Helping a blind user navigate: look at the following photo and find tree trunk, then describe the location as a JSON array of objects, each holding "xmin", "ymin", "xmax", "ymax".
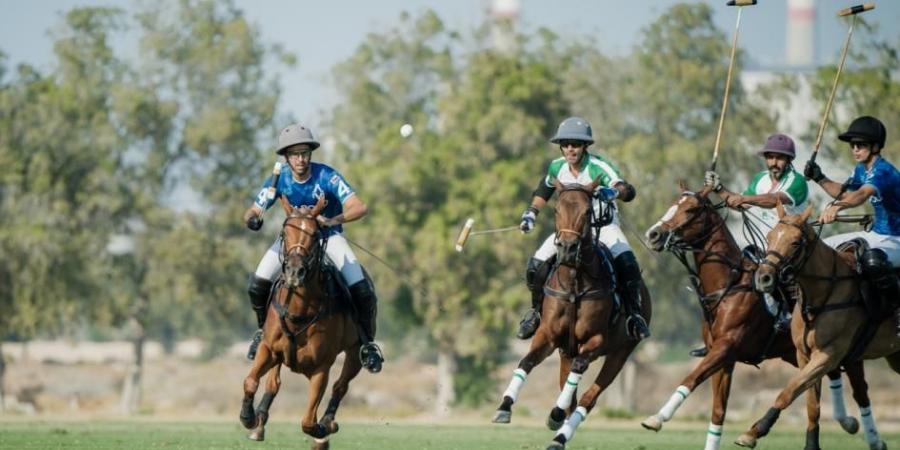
[
  {"xmin": 435, "ymin": 346, "xmax": 456, "ymax": 417},
  {"xmin": 120, "ymin": 298, "xmax": 147, "ymax": 415},
  {"xmin": 0, "ymin": 341, "xmax": 6, "ymax": 412}
]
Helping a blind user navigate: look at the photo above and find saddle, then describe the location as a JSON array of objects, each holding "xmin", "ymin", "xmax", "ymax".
[
  {"xmin": 265, "ymin": 262, "xmax": 357, "ymax": 320},
  {"xmin": 542, "ymin": 244, "xmax": 621, "ymax": 324}
]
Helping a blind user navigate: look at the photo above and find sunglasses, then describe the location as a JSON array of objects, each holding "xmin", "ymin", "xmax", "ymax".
[
  {"xmin": 559, "ymin": 141, "xmax": 586, "ymax": 149},
  {"xmin": 849, "ymin": 142, "xmax": 874, "ymax": 151}
]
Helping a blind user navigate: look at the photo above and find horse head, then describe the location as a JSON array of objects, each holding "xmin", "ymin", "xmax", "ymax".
[
  {"xmin": 755, "ymin": 200, "xmax": 815, "ymax": 293},
  {"xmin": 552, "ymin": 178, "xmax": 598, "ymax": 266},
  {"xmin": 280, "ymin": 195, "xmax": 326, "ymax": 289},
  {"xmin": 646, "ymin": 182, "xmax": 719, "ymax": 252}
]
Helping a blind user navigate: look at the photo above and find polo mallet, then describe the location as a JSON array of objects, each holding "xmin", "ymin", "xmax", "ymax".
[
  {"xmin": 249, "ymin": 162, "xmax": 283, "ymax": 229},
  {"xmin": 454, "ymin": 218, "xmax": 519, "ymax": 252},
  {"xmin": 709, "ymin": 0, "xmax": 758, "ymax": 172},
  {"xmin": 809, "ymin": 3, "xmax": 876, "ymax": 164}
]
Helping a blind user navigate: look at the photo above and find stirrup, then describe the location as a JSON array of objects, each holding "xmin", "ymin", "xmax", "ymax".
[
  {"xmin": 246, "ymin": 329, "xmax": 263, "ymax": 361},
  {"xmin": 516, "ymin": 309, "xmax": 541, "ymax": 340},
  {"xmin": 625, "ymin": 314, "xmax": 650, "ymax": 340},
  {"xmin": 689, "ymin": 347, "xmax": 708, "ymax": 358},
  {"xmin": 360, "ymin": 342, "xmax": 384, "ymax": 374}
]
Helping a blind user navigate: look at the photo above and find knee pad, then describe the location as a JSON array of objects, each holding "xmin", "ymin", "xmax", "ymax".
[
  {"xmin": 247, "ymin": 274, "xmax": 273, "ymax": 309},
  {"xmin": 861, "ymin": 249, "xmax": 891, "ymax": 278},
  {"xmin": 613, "ymin": 251, "xmax": 641, "ymax": 281}
]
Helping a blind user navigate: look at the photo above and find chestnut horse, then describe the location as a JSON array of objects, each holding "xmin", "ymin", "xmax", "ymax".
[
  {"xmin": 492, "ymin": 180, "xmax": 651, "ymax": 450},
  {"xmin": 644, "ymin": 185, "xmax": 862, "ymax": 450},
  {"xmin": 239, "ymin": 196, "xmax": 363, "ymax": 450},
  {"xmin": 736, "ymin": 203, "xmax": 900, "ymax": 450}
]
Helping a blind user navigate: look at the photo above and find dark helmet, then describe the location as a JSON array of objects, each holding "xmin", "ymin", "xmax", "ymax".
[
  {"xmin": 756, "ymin": 133, "xmax": 796, "ymax": 159},
  {"xmin": 838, "ymin": 116, "xmax": 886, "ymax": 149},
  {"xmin": 276, "ymin": 123, "xmax": 320, "ymax": 155},
  {"xmin": 550, "ymin": 117, "xmax": 594, "ymax": 145}
]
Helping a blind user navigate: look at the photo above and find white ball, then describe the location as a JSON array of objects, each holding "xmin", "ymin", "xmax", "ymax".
[{"xmin": 400, "ymin": 123, "xmax": 413, "ymax": 138}]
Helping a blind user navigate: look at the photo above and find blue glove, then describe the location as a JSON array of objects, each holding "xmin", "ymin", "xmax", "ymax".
[
  {"xmin": 596, "ymin": 187, "xmax": 619, "ymax": 202},
  {"xmin": 520, "ymin": 207, "xmax": 538, "ymax": 233}
]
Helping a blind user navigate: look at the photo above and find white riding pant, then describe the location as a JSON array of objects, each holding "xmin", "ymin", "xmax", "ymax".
[
  {"xmin": 534, "ymin": 214, "xmax": 632, "ymax": 261},
  {"xmin": 823, "ymin": 231, "xmax": 900, "ymax": 268},
  {"xmin": 254, "ymin": 233, "xmax": 365, "ymax": 285}
]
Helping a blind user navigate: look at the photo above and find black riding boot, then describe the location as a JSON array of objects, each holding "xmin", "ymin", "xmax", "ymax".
[
  {"xmin": 613, "ymin": 252, "xmax": 651, "ymax": 340},
  {"xmin": 861, "ymin": 249, "xmax": 900, "ymax": 336},
  {"xmin": 247, "ymin": 275, "xmax": 273, "ymax": 360},
  {"xmin": 349, "ymin": 281, "xmax": 384, "ymax": 373},
  {"xmin": 517, "ymin": 257, "xmax": 551, "ymax": 339}
]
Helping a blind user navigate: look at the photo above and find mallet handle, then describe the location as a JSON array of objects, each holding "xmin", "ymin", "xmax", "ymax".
[
  {"xmin": 711, "ymin": 5, "xmax": 746, "ymax": 171},
  {"xmin": 838, "ymin": 3, "xmax": 874, "ymax": 17},
  {"xmin": 811, "ymin": 13, "xmax": 859, "ymax": 160}
]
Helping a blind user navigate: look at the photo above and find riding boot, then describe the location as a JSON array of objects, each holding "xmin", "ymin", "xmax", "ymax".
[
  {"xmin": 861, "ymin": 249, "xmax": 900, "ymax": 329},
  {"xmin": 613, "ymin": 251, "xmax": 651, "ymax": 340},
  {"xmin": 349, "ymin": 281, "xmax": 384, "ymax": 373},
  {"xmin": 517, "ymin": 257, "xmax": 551, "ymax": 339},
  {"xmin": 247, "ymin": 275, "xmax": 274, "ymax": 360}
]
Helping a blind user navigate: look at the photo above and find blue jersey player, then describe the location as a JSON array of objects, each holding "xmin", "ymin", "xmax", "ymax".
[
  {"xmin": 242, "ymin": 123, "xmax": 384, "ymax": 372},
  {"xmin": 805, "ymin": 116, "xmax": 900, "ymax": 337}
]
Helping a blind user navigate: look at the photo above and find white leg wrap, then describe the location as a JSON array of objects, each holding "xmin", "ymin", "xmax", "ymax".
[
  {"xmin": 558, "ymin": 406, "xmax": 588, "ymax": 443},
  {"xmin": 502, "ymin": 368, "xmax": 527, "ymax": 402},
  {"xmin": 704, "ymin": 423, "xmax": 723, "ymax": 450},
  {"xmin": 860, "ymin": 406, "xmax": 881, "ymax": 446},
  {"xmin": 658, "ymin": 385, "xmax": 691, "ymax": 421},
  {"xmin": 829, "ymin": 377, "xmax": 847, "ymax": 420},
  {"xmin": 555, "ymin": 372, "xmax": 582, "ymax": 410}
]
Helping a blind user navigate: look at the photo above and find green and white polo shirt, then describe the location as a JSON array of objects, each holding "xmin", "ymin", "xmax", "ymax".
[
  {"xmin": 742, "ymin": 168, "xmax": 809, "ymax": 229},
  {"xmin": 543, "ymin": 154, "xmax": 623, "ymax": 189}
]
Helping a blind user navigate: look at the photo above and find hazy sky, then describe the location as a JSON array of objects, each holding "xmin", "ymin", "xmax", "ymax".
[{"xmin": 3, "ymin": 0, "xmax": 898, "ymax": 129}]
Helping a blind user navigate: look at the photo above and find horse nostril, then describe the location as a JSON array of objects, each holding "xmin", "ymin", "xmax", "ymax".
[{"xmin": 648, "ymin": 230, "xmax": 660, "ymax": 242}]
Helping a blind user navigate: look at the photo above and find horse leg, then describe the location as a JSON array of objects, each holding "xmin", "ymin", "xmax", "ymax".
[
  {"xmin": 248, "ymin": 362, "xmax": 282, "ymax": 441},
  {"xmin": 320, "ymin": 346, "xmax": 364, "ymax": 435},
  {"xmin": 558, "ymin": 352, "xmax": 576, "ymax": 415},
  {"xmin": 701, "ymin": 361, "xmax": 735, "ymax": 450},
  {"xmin": 301, "ymin": 368, "xmax": 331, "ymax": 449},
  {"xmin": 826, "ymin": 369, "xmax": 859, "ymax": 434},
  {"xmin": 642, "ymin": 338, "xmax": 736, "ymax": 432},
  {"xmin": 844, "ymin": 361, "xmax": 887, "ymax": 450},
  {"xmin": 492, "ymin": 330, "xmax": 555, "ymax": 424},
  {"xmin": 735, "ymin": 349, "xmax": 841, "ymax": 448},
  {"xmin": 547, "ymin": 345, "xmax": 634, "ymax": 450},
  {"xmin": 547, "ymin": 333, "xmax": 607, "ymax": 432},
  {"xmin": 803, "ymin": 376, "xmax": 823, "ymax": 450},
  {"xmin": 240, "ymin": 343, "xmax": 278, "ymax": 430}
]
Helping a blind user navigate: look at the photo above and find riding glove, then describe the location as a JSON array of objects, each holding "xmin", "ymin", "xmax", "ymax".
[
  {"xmin": 595, "ymin": 187, "xmax": 619, "ymax": 202},
  {"xmin": 804, "ymin": 160, "xmax": 825, "ymax": 182},
  {"xmin": 704, "ymin": 171, "xmax": 723, "ymax": 192},
  {"xmin": 520, "ymin": 207, "xmax": 538, "ymax": 233}
]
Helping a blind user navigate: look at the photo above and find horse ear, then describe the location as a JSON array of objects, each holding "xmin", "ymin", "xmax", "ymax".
[
  {"xmin": 552, "ymin": 178, "xmax": 564, "ymax": 192},
  {"xmin": 279, "ymin": 196, "xmax": 292, "ymax": 216},
  {"xmin": 775, "ymin": 197, "xmax": 786, "ymax": 218},
  {"xmin": 801, "ymin": 203, "xmax": 814, "ymax": 222},
  {"xmin": 310, "ymin": 195, "xmax": 326, "ymax": 217},
  {"xmin": 698, "ymin": 184, "xmax": 713, "ymax": 197},
  {"xmin": 678, "ymin": 180, "xmax": 688, "ymax": 192}
]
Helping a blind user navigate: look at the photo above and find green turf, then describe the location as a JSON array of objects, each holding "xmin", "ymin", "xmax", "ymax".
[{"xmin": 0, "ymin": 420, "xmax": 895, "ymax": 449}]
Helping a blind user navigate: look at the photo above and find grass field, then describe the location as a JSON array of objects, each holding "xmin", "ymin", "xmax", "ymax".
[{"xmin": 1, "ymin": 419, "xmax": 897, "ymax": 450}]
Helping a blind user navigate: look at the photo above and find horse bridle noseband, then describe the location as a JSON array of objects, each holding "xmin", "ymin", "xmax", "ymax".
[
  {"xmin": 659, "ymin": 192, "xmax": 727, "ymax": 252},
  {"xmin": 281, "ymin": 213, "xmax": 327, "ymax": 286}
]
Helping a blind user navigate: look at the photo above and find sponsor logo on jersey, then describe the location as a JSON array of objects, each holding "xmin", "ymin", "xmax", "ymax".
[{"xmin": 330, "ymin": 175, "xmax": 340, "ymax": 185}]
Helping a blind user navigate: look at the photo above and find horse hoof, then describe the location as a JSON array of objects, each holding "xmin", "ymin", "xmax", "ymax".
[
  {"xmin": 641, "ymin": 415, "xmax": 663, "ymax": 432},
  {"xmin": 546, "ymin": 407, "xmax": 565, "ymax": 431},
  {"xmin": 839, "ymin": 416, "xmax": 859, "ymax": 434},
  {"xmin": 546, "ymin": 441, "xmax": 565, "ymax": 450},
  {"xmin": 492, "ymin": 410, "xmax": 511, "ymax": 424},
  {"xmin": 311, "ymin": 437, "xmax": 330, "ymax": 450},
  {"xmin": 870, "ymin": 440, "xmax": 886, "ymax": 450},
  {"xmin": 247, "ymin": 426, "xmax": 265, "ymax": 441},
  {"xmin": 734, "ymin": 433, "xmax": 757, "ymax": 448},
  {"xmin": 320, "ymin": 414, "xmax": 339, "ymax": 434}
]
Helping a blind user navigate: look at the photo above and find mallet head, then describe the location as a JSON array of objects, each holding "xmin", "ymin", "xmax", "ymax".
[
  {"xmin": 726, "ymin": 0, "xmax": 757, "ymax": 6},
  {"xmin": 838, "ymin": 3, "xmax": 875, "ymax": 17},
  {"xmin": 455, "ymin": 218, "xmax": 475, "ymax": 252}
]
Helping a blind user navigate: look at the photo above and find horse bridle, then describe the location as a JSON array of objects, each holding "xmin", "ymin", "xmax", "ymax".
[
  {"xmin": 659, "ymin": 192, "xmax": 727, "ymax": 252},
  {"xmin": 760, "ymin": 219, "xmax": 818, "ymax": 282},
  {"xmin": 281, "ymin": 213, "xmax": 326, "ymax": 286}
]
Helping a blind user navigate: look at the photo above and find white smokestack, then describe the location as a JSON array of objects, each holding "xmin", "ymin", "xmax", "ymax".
[{"xmin": 786, "ymin": 0, "xmax": 815, "ymax": 67}]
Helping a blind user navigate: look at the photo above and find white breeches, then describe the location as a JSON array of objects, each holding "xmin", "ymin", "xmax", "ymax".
[
  {"xmin": 534, "ymin": 213, "xmax": 632, "ymax": 261},
  {"xmin": 254, "ymin": 233, "xmax": 365, "ymax": 285},
  {"xmin": 823, "ymin": 231, "xmax": 900, "ymax": 268}
]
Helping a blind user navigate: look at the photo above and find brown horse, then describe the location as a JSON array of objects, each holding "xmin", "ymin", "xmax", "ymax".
[
  {"xmin": 643, "ymin": 185, "xmax": 863, "ymax": 450},
  {"xmin": 492, "ymin": 180, "xmax": 651, "ymax": 450},
  {"xmin": 736, "ymin": 203, "xmax": 900, "ymax": 450},
  {"xmin": 239, "ymin": 196, "xmax": 363, "ymax": 450}
]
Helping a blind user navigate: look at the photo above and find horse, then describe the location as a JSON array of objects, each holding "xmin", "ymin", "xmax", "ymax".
[
  {"xmin": 239, "ymin": 195, "xmax": 363, "ymax": 450},
  {"xmin": 735, "ymin": 202, "xmax": 900, "ymax": 450},
  {"xmin": 643, "ymin": 184, "xmax": 863, "ymax": 450},
  {"xmin": 492, "ymin": 179, "xmax": 651, "ymax": 450}
]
